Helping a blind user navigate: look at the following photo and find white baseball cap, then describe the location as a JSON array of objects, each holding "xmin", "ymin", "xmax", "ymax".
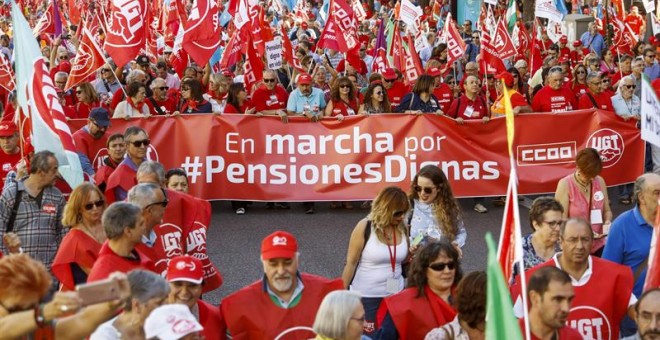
[{"xmin": 144, "ymin": 304, "xmax": 203, "ymax": 340}]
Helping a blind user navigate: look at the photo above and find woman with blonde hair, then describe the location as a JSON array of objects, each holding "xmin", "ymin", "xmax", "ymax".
[
  {"xmin": 73, "ymin": 82, "xmax": 100, "ymax": 119},
  {"xmin": 52, "ymin": 183, "xmax": 107, "ymax": 290},
  {"xmin": 312, "ymin": 291, "xmax": 367, "ymax": 340},
  {"xmin": 341, "ymin": 186, "xmax": 410, "ymax": 337}
]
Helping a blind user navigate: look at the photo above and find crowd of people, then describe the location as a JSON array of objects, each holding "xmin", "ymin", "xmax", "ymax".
[{"xmin": 0, "ymin": 0, "xmax": 659, "ymax": 337}]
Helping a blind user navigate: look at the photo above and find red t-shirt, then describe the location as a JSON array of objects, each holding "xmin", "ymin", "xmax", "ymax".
[
  {"xmin": 328, "ymin": 98, "xmax": 360, "ymax": 117},
  {"xmin": 577, "ymin": 91, "xmax": 614, "ymax": 111},
  {"xmin": 0, "ymin": 150, "xmax": 21, "ymax": 193},
  {"xmin": 518, "ymin": 318, "xmax": 584, "ymax": 340},
  {"xmin": 72, "ymin": 128, "xmax": 107, "ymax": 171},
  {"xmin": 625, "ymin": 14, "xmax": 644, "ymax": 35},
  {"xmin": 252, "ymin": 85, "xmax": 289, "ymax": 112},
  {"xmin": 531, "ymin": 86, "xmax": 577, "ymax": 113},
  {"xmin": 572, "ymin": 83, "xmax": 589, "ymax": 99},
  {"xmin": 432, "ymin": 84, "xmax": 453, "ymax": 113},
  {"xmin": 446, "ymin": 94, "xmax": 489, "ymax": 120},
  {"xmin": 145, "ymin": 97, "xmax": 178, "ymax": 115},
  {"xmin": 386, "ymin": 81, "xmax": 411, "ymax": 109},
  {"xmin": 74, "ymin": 101, "xmax": 100, "ymax": 119}
]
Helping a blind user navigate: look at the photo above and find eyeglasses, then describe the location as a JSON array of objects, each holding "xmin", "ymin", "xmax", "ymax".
[
  {"xmin": 374, "ymin": 91, "xmax": 383, "ymax": 95},
  {"xmin": 157, "ymin": 86, "xmax": 168, "ymax": 91},
  {"xmin": 339, "ymin": 84, "xmax": 350, "ymax": 88},
  {"xmin": 76, "ymin": 90, "xmax": 83, "ymax": 94},
  {"xmin": 360, "ymin": 49, "xmax": 366, "ymax": 52},
  {"xmin": 590, "ymin": 81, "xmax": 601, "ymax": 86},
  {"xmin": 466, "ymin": 68, "xmax": 478, "ymax": 72},
  {"xmin": 646, "ymin": 55, "xmax": 655, "ymax": 58},
  {"xmin": 393, "ymin": 210, "xmax": 406, "ymax": 218},
  {"xmin": 145, "ymin": 198, "xmax": 169, "ymax": 209},
  {"xmin": 84, "ymin": 199, "xmax": 105, "ymax": 210},
  {"xmin": 182, "ymin": 87, "xmax": 190, "ymax": 91},
  {"xmin": 59, "ymin": 55, "xmax": 69, "ymax": 60},
  {"xmin": 382, "ymin": 79, "xmax": 392, "ymax": 83},
  {"xmin": 447, "ymin": 81, "xmax": 456, "ymax": 85},
  {"xmin": 472, "ymin": 36, "xmax": 479, "ymax": 40},
  {"xmin": 101, "ymin": 69, "xmax": 112, "ymax": 73},
  {"xmin": 263, "ymin": 78, "xmax": 276, "ymax": 83},
  {"xmin": 542, "ymin": 220, "xmax": 564, "ymax": 228},
  {"xmin": 625, "ymin": 84, "xmax": 637, "ymax": 89},
  {"xmin": 576, "ymin": 71, "xmax": 586, "ymax": 74},
  {"xmin": 429, "ymin": 261, "xmax": 456, "ymax": 271},
  {"xmin": 602, "ymin": 79, "xmax": 610, "ymax": 83},
  {"xmin": 129, "ymin": 139, "xmax": 150, "ymax": 147},
  {"xmin": 414, "ymin": 185, "xmax": 436, "ymax": 194}
]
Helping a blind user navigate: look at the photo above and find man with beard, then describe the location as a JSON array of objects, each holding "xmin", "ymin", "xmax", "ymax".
[
  {"xmin": 0, "ymin": 121, "xmax": 21, "ymax": 193},
  {"xmin": 105, "ymin": 127, "xmax": 150, "ymax": 203},
  {"xmin": 512, "ymin": 218, "xmax": 635, "ymax": 340},
  {"xmin": 146, "ymin": 78, "xmax": 177, "ymax": 115},
  {"xmin": 219, "ymin": 231, "xmax": 343, "ymax": 339},
  {"xmin": 518, "ymin": 266, "xmax": 583, "ymax": 339},
  {"xmin": 73, "ymin": 107, "xmax": 110, "ymax": 176},
  {"xmin": 622, "ymin": 289, "xmax": 660, "ymax": 340},
  {"xmin": 286, "ymin": 73, "xmax": 326, "ymax": 122}
]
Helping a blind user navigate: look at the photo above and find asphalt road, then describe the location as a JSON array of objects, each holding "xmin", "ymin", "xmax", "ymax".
[{"xmin": 202, "ymin": 189, "xmax": 632, "ymax": 305}]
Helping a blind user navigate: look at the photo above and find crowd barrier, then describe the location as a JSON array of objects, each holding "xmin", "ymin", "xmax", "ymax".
[{"xmin": 68, "ymin": 109, "xmax": 644, "ymax": 201}]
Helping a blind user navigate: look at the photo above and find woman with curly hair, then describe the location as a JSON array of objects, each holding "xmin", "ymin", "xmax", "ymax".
[
  {"xmin": 376, "ymin": 240, "xmax": 462, "ymax": 339},
  {"xmin": 324, "ymin": 76, "xmax": 361, "ymax": 121},
  {"xmin": 408, "ymin": 165, "xmax": 466, "ymax": 255},
  {"xmin": 358, "ymin": 81, "xmax": 391, "ymax": 115},
  {"xmin": 341, "ymin": 186, "xmax": 410, "ymax": 338}
]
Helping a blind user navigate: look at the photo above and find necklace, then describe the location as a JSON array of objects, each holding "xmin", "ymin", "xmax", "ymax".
[
  {"xmin": 80, "ymin": 222, "xmax": 104, "ymax": 244},
  {"xmin": 573, "ymin": 173, "xmax": 590, "ymax": 193}
]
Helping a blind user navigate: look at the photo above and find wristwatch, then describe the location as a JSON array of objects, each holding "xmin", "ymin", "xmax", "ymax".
[{"xmin": 34, "ymin": 304, "xmax": 47, "ymax": 327}]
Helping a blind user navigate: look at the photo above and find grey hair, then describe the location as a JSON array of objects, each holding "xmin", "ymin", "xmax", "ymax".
[
  {"xmin": 102, "ymin": 202, "xmax": 142, "ymax": 239},
  {"xmin": 54, "ymin": 71, "xmax": 68, "ymax": 80},
  {"xmin": 586, "ymin": 72, "xmax": 601, "ymax": 84},
  {"xmin": 632, "ymin": 173, "xmax": 659, "ymax": 205},
  {"xmin": 137, "ymin": 161, "xmax": 166, "ymax": 184},
  {"xmin": 149, "ymin": 77, "xmax": 166, "ymax": 89},
  {"xmin": 127, "ymin": 183, "xmax": 160, "ymax": 209},
  {"xmin": 126, "ymin": 69, "xmax": 146, "ymax": 84},
  {"xmin": 124, "ymin": 126, "xmax": 147, "ymax": 140},
  {"xmin": 263, "ymin": 69, "xmax": 278, "ymax": 80},
  {"xmin": 124, "ymin": 270, "xmax": 170, "ymax": 312},
  {"xmin": 29, "ymin": 150, "xmax": 56, "ymax": 174},
  {"xmin": 559, "ymin": 217, "xmax": 593, "ymax": 239},
  {"xmin": 312, "ymin": 291, "xmax": 362, "ymax": 339},
  {"xmin": 617, "ymin": 75, "xmax": 635, "ymax": 93}
]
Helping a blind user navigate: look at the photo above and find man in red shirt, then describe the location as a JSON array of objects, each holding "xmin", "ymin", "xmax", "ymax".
[
  {"xmin": 531, "ymin": 67, "xmax": 577, "ymax": 113},
  {"xmin": 105, "ymin": 126, "xmax": 149, "ymax": 203},
  {"xmin": 512, "ymin": 219, "xmax": 635, "ymax": 340},
  {"xmin": 166, "ymin": 255, "xmax": 222, "ymax": 340},
  {"xmin": 558, "ymin": 35, "xmax": 571, "ymax": 60},
  {"xmin": 428, "ymin": 66, "xmax": 453, "ymax": 113},
  {"xmin": 518, "ymin": 266, "xmax": 583, "ymax": 340},
  {"xmin": 0, "ymin": 121, "xmax": 21, "ymax": 193},
  {"xmin": 146, "ymin": 78, "xmax": 177, "ymax": 115},
  {"xmin": 578, "ymin": 73, "xmax": 615, "ymax": 111},
  {"xmin": 446, "ymin": 75, "xmax": 490, "ymax": 124},
  {"xmin": 87, "ymin": 202, "xmax": 155, "ymax": 281},
  {"xmin": 72, "ymin": 107, "xmax": 110, "ymax": 177},
  {"xmin": 252, "ymin": 69, "xmax": 290, "ymax": 122},
  {"xmin": 625, "ymin": 6, "xmax": 646, "ymax": 38},
  {"xmin": 382, "ymin": 68, "xmax": 409, "ymax": 109},
  {"xmin": 219, "ymin": 231, "xmax": 343, "ymax": 339},
  {"xmin": 612, "ymin": 55, "xmax": 634, "ymax": 88}
]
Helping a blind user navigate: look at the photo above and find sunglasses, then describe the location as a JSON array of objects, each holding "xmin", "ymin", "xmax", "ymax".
[
  {"xmin": 647, "ymin": 55, "xmax": 656, "ymax": 58},
  {"xmin": 447, "ymin": 81, "xmax": 456, "ymax": 84},
  {"xmin": 625, "ymin": 84, "xmax": 637, "ymax": 89},
  {"xmin": 414, "ymin": 185, "xmax": 436, "ymax": 194},
  {"xmin": 393, "ymin": 210, "xmax": 406, "ymax": 218},
  {"xmin": 263, "ymin": 78, "xmax": 276, "ymax": 83},
  {"xmin": 59, "ymin": 55, "xmax": 69, "ymax": 60},
  {"xmin": 602, "ymin": 79, "xmax": 610, "ymax": 83},
  {"xmin": 130, "ymin": 139, "xmax": 150, "ymax": 147},
  {"xmin": 76, "ymin": 91, "xmax": 83, "ymax": 94},
  {"xmin": 101, "ymin": 69, "xmax": 112, "ymax": 73},
  {"xmin": 182, "ymin": 87, "xmax": 190, "ymax": 91},
  {"xmin": 429, "ymin": 261, "xmax": 456, "ymax": 271},
  {"xmin": 157, "ymin": 86, "xmax": 168, "ymax": 91},
  {"xmin": 374, "ymin": 91, "xmax": 383, "ymax": 95},
  {"xmin": 146, "ymin": 199, "xmax": 169, "ymax": 209},
  {"xmin": 84, "ymin": 199, "xmax": 105, "ymax": 210},
  {"xmin": 339, "ymin": 84, "xmax": 350, "ymax": 88}
]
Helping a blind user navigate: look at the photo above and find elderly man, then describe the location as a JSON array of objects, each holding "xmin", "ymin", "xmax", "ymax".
[
  {"xmin": 219, "ymin": 231, "xmax": 343, "ymax": 339},
  {"xmin": 105, "ymin": 126, "xmax": 149, "ymax": 203},
  {"xmin": 253, "ymin": 69, "xmax": 290, "ymax": 122},
  {"xmin": 54, "ymin": 71, "xmax": 76, "ymax": 106},
  {"xmin": 518, "ymin": 267, "xmax": 583, "ymax": 339},
  {"xmin": 166, "ymin": 255, "xmax": 221, "ymax": 339},
  {"xmin": 604, "ymin": 173, "xmax": 660, "ymax": 337},
  {"xmin": 531, "ymin": 66, "xmax": 577, "ymax": 113},
  {"xmin": 513, "ymin": 218, "xmax": 635, "ymax": 340},
  {"xmin": 0, "ymin": 151, "xmax": 65, "ymax": 276},
  {"xmin": 146, "ymin": 77, "xmax": 177, "ymax": 115},
  {"xmin": 515, "ymin": 59, "xmax": 529, "ymax": 83},
  {"xmin": 92, "ymin": 63, "xmax": 121, "ymax": 101},
  {"xmin": 72, "ymin": 107, "xmax": 111, "ymax": 176},
  {"xmin": 87, "ymin": 202, "xmax": 155, "ymax": 281},
  {"xmin": 126, "ymin": 182, "xmax": 168, "ymax": 266},
  {"xmin": 622, "ymin": 288, "xmax": 660, "ymax": 340},
  {"xmin": 287, "ymin": 73, "xmax": 326, "ymax": 123},
  {"xmin": 631, "ymin": 57, "xmax": 644, "ymax": 98},
  {"xmin": 135, "ymin": 161, "xmax": 223, "ymax": 292},
  {"xmin": 580, "ymin": 22, "xmax": 605, "ymax": 57},
  {"xmin": 577, "ymin": 73, "xmax": 614, "ymax": 111},
  {"xmin": 0, "ymin": 121, "xmax": 21, "ymax": 193}
]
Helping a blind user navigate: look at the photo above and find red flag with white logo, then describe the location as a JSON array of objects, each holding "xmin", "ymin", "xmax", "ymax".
[
  {"xmin": 402, "ymin": 34, "xmax": 424, "ymax": 86},
  {"xmin": 280, "ymin": 23, "xmax": 304, "ymax": 72},
  {"xmin": 170, "ymin": 23, "xmax": 188, "ymax": 78},
  {"xmin": 0, "ymin": 52, "xmax": 15, "ymax": 92},
  {"xmin": 440, "ymin": 13, "xmax": 465, "ymax": 73},
  {"xmin": 181, "ymin": 0, "xmax": 221, "ymax": 66},
  {"xmin": 317, "ymin": 0, "xmax": 359, "ymax": 53},
  {"xmin": 371, "ymin": 19, "xmax": 390, "ymax": 74},
  {"xmin": 479, "ymin": 24, "xmax": 508, "ymax": 75},
  {"xmin": 244, "ymin": 34, "xmax": 264, "ymax": 94},
  {"xmin": 514, "ymin": 21, "xmax": 531, "ymax": 57},
  {"xmin": 103, "ymin": 0, "xmax": 148, "ymax": 67},
  {"xmin": 219, "ymin": 30, "xmax": 243, "ymax": 70},
  {"xmin": 65, "ymin": 28, "xmax": 106, "ymax": 91},
  {"xmin": 391, "ymin": 24, "xmax": 405, "ymax": 71},
  {"xmin": 644, "ymin": 202, "xmax": 660, "ymax": 291},
  {"xmin": 492, "ymin": 18, "xmax": 517, "ymax": 59}
]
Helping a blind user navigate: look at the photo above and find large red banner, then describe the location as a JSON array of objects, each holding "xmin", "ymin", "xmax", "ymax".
[{"xmin": 68, "ymin": 109, "xmax": 643, "ymax": 201}]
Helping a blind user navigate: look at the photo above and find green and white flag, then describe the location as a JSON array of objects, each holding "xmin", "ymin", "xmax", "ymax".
[{"xmin": 506, "ymin": 0, "xmax": 517, "ymax": 32}]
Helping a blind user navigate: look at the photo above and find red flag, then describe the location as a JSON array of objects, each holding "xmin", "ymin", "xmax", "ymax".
[
  {"xmin": 644, "ymin": 201, "xmax": 660, "ymax": 291},
  {"xmin": 371, "ymin": 19, "xmax": 390, "ymax": 73},
  {"xmin": 402, "ymin": 34, "xmax": 424, "ymax": 86},
  {"xmin": 515, "ymin": 21, "xmax": 531, "ymax": 57},
  {"xmin": 317, "ymin": 15, "xmax": 348, "ymax": 52},
  {"xmin": 479, "ymin": 25, "xmax": 508, "ymax": 75},
  {"xmin": 492, "ymin": 18, "xmax": 517, "ymax": 59},
  {"xmin": 181, "ymin": 0, "xmax": 221, "ymax": 66},
  {"xmin": 0, "ymin": 52, "xmax": 15, "ymax": 92},
  {"xmin": 219, "ymin": 30, "xmax": 243, "ymax": 70},
  {"xmin": 103, "ymin": 0, "xmax": 148, "ymax": 67},
  {"xmin": 391, "ymin": 25, "xmax": 405, "ymax": 72},
  {"xmin": 33, "ymin": 1, "xmax": 61, "ymax": 36},
  {"xmin": 65, "ymin": 28, "xmax": 106, "ymax": 91},
  {"xmin": 243, "ymin": 34, "xmax": 264, "ymax": 95},
  {"xmin": 170, "ymin": 24, "xmax": 188, "ymax": 78},
  {"xmin": 317, "ymin": 0, "xmax": 359, "ymax": 53},
  {"xmin": 441, "ymin": 13, "xmax": 465, "ymax": 73},
  {"xmin": 248, "ymin": 5, "xmax": 274, "ymax": 56},
  {"xmin": 67, "ymin": 0, "xmax": 81, "ymax": 25},
  {"xmin": 280, "ymin": 23, "xmax": 304, "ymax": 72}
]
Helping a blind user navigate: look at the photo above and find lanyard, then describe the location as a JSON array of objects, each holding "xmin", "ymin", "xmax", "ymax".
[{"xmin": 386, "ymin": 229, "xmax": 397, "ymax": 274}]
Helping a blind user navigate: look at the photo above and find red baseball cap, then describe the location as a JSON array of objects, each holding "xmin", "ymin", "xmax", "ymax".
[
  {"xmin": 261, "ymin": 231, "xmax": 298, "ymax": 260},
  {"xmin": 573, "ymin": 40, "xmax": 583, "ymax": 48},
  {"xmin": 382, "ymin": 68, "xmax": 398, "ymax": 80},
  {"xmin": 167, "ymin": 255, "xmax": 204, "ymax": 284},
  {"xmin": 426, "ymin": 67, "xmax": 442, "ymax": 77},
  {"xmin": 559, "ymin": 55, "xmax": 570, "ymax": 63},
  {"xmin": 496, "ymin": 72, "xmax": 514, "ymax": 87},
  {"xmin": 559, "ymin": 35, "xmax": 568, "ymax": 44},
  {"xmin": 297, "ymin": 73, "xmax": 312, "ymax": 85},
  {"xmin": 0, "ymin": 121, "xmax": 17, "ymax": 137},
  {"xmin": 301, "ymin": 22, "xmax": 309, "ymax": 30}
]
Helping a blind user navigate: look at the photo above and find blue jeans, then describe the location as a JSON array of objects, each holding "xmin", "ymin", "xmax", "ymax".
[
  {"xmin": 618, "ymin": 183, "xmax": 633, "ymax": 199},
  {"xmin": 361, "ymin": 297, "xmax": 383, "ymax": 337}
]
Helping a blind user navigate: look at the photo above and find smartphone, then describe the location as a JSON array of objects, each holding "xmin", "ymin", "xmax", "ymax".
[
  {"xmin": 411, "ymin": 234, "xmax": 424, "ymax": 248},
  {"xmin": 76, "ymin": 278, "xmax": 121, "ymax": 307}
]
